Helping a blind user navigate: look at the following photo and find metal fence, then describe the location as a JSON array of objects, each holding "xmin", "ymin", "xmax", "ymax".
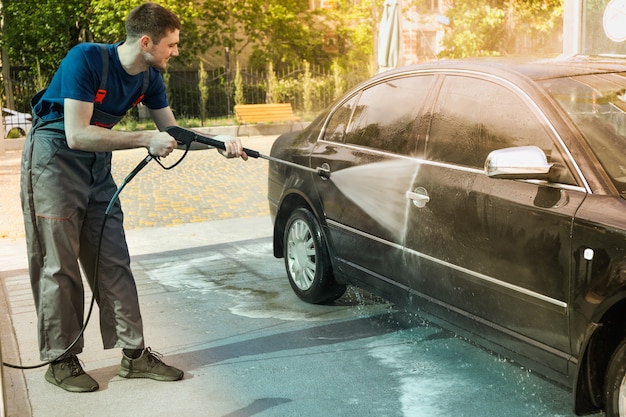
[
  {"xmin": 163, "ymin": 63, "xmax": 369, "ymax": 121},
  {"xmin": 2, "ymin": 63, "xmax": 370, "ymax": 125}
]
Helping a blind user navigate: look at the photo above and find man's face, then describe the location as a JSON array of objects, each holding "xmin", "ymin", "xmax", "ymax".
[{"xmin": 144, "ymin": 29, "xmax": 180, "ymax": 70}]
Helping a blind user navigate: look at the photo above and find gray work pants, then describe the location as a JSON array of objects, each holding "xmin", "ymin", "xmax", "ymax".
[{"xmin": 20, "ymin": 123, "xmax": 144, "ymax": 361}]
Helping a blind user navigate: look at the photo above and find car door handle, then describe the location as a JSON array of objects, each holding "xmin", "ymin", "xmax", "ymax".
[{"xmin": 406, "ymin": 187, "xmax": 430, "ymax": 208}]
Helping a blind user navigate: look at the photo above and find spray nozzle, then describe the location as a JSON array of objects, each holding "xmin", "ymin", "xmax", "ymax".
[
  {"xmin": 316, "ymin": 168, "xmax": 331, "ymax": 179},
  {"xmin": 316, "ymin": 164, "xmax": 331, "ymax": 179}
]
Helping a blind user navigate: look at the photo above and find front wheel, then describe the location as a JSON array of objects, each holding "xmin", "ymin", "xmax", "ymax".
[
  {"xmin": 604, "ymin": 337, "xmax": 626, "ymax": 417},
  {"xmin": 283, "ymin": 208, "xmax": 345, "ymax": 304}
]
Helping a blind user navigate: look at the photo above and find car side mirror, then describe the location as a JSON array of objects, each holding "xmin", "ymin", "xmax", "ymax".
[{"xmin": 485, "ymin": 146, "xmax": 553, "ymax": 179}]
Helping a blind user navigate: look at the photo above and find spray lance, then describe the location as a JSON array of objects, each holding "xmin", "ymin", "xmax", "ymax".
[{"xmin": 165, "ymin": 126, "xmax": 331, "ymax": 179}]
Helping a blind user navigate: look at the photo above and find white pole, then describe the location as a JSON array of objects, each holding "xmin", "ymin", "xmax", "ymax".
[
  {"xmin": 562, "ymin": 0, "xmax": 582, "ymax": 56},
  {"xmin": 0, "ymin": 96, "xmax": 5, "ymax": 156}
]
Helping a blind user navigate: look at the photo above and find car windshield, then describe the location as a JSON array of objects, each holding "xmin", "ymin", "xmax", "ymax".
[{"xmin": 539, "ymin": 73, "xmax": 626, "ymax": 195}]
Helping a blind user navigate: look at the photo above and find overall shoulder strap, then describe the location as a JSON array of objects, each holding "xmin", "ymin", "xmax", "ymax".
[
  {"xmin": 94, "ymin": 44, "xmax": 109, "ymax": 104},
  {"xmin": 132, "ymin": 69, "xmax": 150, "ymax": 107}
]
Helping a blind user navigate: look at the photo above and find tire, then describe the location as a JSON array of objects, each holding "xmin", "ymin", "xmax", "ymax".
[
  {"xmin": 605, "ymin": 337, "xmax": 626, "ymax": 417},
  {"xmin": 283, "ymin": 208, "xmax": 346, "ymax": 304}
]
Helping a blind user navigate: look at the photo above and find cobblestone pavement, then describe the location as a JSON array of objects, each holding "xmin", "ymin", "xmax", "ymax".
[{"xmin": 0, "ymin": 135, "xmax": 277, "ymax": 240}]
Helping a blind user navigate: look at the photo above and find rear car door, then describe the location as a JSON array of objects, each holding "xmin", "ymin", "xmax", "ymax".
[
  {"xmin": 403, "ymin": 73, "xmax": 586, "ymax": 375},
  {"xmin": 310, "ymin": 74, "xmax": 435, "ymax": 297}
]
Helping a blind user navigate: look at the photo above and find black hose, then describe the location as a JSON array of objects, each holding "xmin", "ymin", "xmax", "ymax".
[{"xmin": 2, "ymin": 154, "xmax": 157, "ymax": 370}]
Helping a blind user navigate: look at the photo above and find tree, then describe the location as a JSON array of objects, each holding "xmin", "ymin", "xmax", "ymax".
[
  {"xmin": 318, "ymin": 0, "xmax": 381, "ymax": 73},
  {"xmin": 252, "ymin": 1, "xmax": 328, "ymax": 70},
  {"xmin": 88, "ymin": 0, "xmax": 201, "ymax": 63},
  {"xmin": 2, "ymin": 0, "xmax": 91, "ymax": 73},
  {"xmin": 1, "ymin": 0, "xmax": 376, "ymax": 86},
  {"xmin": 199, "ymin": 0, "xmax": 328, "ymax": 72},
  {"xmin": 198, "ymin": 61, "xmax": 208, "ymax": 125},
  {"xmin": 1, "ymin": 0, "xmax": 202, "ymax": 87},
  {"xmin": 439, "ymin": 0, "xmax": 563, "ymax": 58}
]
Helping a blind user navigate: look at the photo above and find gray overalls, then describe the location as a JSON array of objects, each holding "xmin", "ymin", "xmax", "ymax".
[{"xmin": 20, "ymin": 46, "xmax": 150, "ymax": 361}]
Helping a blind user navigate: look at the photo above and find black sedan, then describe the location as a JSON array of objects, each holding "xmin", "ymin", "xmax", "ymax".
[{"xmin": 267, "ymin": 57, "xmax": 626, "ymax": 417}]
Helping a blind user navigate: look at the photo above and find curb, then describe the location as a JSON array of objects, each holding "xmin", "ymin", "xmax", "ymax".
[{"xmin": 2, "ymin": 138, "xmax": 25, "ymax": 152}]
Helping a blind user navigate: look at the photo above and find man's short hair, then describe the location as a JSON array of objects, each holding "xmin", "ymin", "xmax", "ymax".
[{"xmin": 125, "ymin": 2, "xmax": 181, "ymax": 44}]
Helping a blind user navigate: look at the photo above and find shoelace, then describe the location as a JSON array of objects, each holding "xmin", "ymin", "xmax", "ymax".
[
  {"xmin": 59, "ymin": 356, "xmax": 85, "ymax": 376},
  {"xmin": 144, "ymin": 348, "xmax": 165, "ymax": 365}
]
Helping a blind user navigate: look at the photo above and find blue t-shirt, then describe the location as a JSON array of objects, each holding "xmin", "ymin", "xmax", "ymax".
[{"xmin": 34, "ymin": 42, "xmax": 168, "ymax": 122}]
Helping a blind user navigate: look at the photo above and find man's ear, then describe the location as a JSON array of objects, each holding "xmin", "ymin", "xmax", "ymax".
[{"xmin": 139, "ymin": 35, "xmax": 152, "ymax": 51}]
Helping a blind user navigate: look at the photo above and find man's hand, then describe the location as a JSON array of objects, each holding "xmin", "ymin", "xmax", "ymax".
[
  {"xmin": 147, "ymin": 131, "xmax": 178, "ymax": 157},
  {"xmin": 218, "ymin": 136, "xmax": 249, "ymax": 161}
]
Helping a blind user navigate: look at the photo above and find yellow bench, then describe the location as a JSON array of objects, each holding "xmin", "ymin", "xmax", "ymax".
[{"xmin": 234, "ymin": 103, "xmax": 302, "ymax": 135}]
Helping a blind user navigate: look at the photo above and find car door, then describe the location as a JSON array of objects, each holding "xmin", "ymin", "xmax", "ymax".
[
  {"xmin": 310, "ymin": 74, "xmax": 435, "ymax": 296},
  {"xmin": 403, "ymin": 73, "xmax": 586, "ymax": 372}
]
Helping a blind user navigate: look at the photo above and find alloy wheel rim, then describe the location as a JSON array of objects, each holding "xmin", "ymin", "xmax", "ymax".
[{"xmin": 286, "ymin": 219, "xmax": 316, "ymax": 290}]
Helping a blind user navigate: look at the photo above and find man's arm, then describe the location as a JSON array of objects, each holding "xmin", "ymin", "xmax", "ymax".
[
  {"xmin": 64, "ymin": 98, "xmax": 177, "ymax": 157},
  {"xmin": 148, "ymin": 106, "xmax": 177, "ymax": 131}
]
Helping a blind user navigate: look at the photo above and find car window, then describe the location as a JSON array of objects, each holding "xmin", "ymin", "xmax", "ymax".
[
  {"xmin": 323, "ymin": 94, "xmax": 358, "ymax": 143},
  {"xmin": 539, "ymin": 74, "xmax": 626, "ymax": 195},
  {"xmin": 340, "ymin": 75, "xmax": 434, "ymax": 155},
  {"xmin": 426, "ymin": 75, "xmax": 576, "ymax": 185}
]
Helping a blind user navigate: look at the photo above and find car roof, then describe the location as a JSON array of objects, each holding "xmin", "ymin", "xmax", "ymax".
[{"xmin": 375, "ymin": 55, "xmax": 626, "ymax": 83}]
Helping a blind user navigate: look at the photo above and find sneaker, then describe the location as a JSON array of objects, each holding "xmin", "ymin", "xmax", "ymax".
[
  {"xmin": 44, "ymin": 355, "xmax": 99, "ymax": 393},
  {"xmin": 118, "ymin": 348, "xmax": 183, "ymax": 381}
]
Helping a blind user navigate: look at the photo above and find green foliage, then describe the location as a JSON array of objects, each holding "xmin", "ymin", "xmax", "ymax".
[
  {"xmin": 439, "ymin": 0, "xmax": 563, "ymax": 58},
  {"xmin": 273, "ymin": 77, "xmax": 300, "ymax": 104},
  {"xmin": 88, "ymin": 0, "xmax": 133, "ymax": 42},
  {"xmin": 302, "ymin": 60, "xmax": 313, "ymax": 114},
  {"xmin": 318, "ymin": 0, "xmax": 380, "ymax": 72},
  {"xmin": 89, "ymin": 0, "xmax": 202, "ymax": 63},
  {"xmin": 331, "ymin": 59, "xmax": 345, "ymax": 101},
  {"xmin": 269, "ymin": 64, "xmax": 341, "ymax": 114},
  {"xmin": 33, "ymin": 58, "xmax": 49, "ymax": 92},
  {"xmin": 208, "ymin": 0, "xmax": 330, "ymax": 72},
  {"xmin": 303, "ymin": 71, "xmax": 337, "ymax": 114},
  {"xmin": 1, "ymin": 0, "xmax": 201, "ymax": 83},
  {"xmin": 198, "ymin": 61, "xmax": 209, "ymax": 125},
  {"xmin": 513, "ymin": 0, "xmax": 564, "ymax": 34},
  {"xmin": 162, "ymin": 69, "xmax": 173, "ymax": 110},
  {"xmin": 266, "ymin": 61, "xmax": 278, "ymax": 104},
  {"xmin": 2, "ymin": 0, "xmax": 91, "ymax": 73},
  {"xmin": 5, "ymin": 128, "xmax": 23, "ymax": 138},
  {"xmin": 2, "ymin": 0, "xmax": 375, "ymax": 92},
  {"xmin": 234, "ymin": 61, "xmax": 245, "ymax": 106},
  {"xmin": 440, "ymin": 2, "xmax": 507, "ymax": 57}
]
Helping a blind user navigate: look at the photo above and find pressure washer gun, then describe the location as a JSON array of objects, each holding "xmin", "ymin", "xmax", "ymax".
[
  {"xmin": 165, "ymin": 126, "xmax": 330, "ymax": 179},
  {"xmin": 166, "ymin": 126, "xmax": 260, "ymax": 157}
]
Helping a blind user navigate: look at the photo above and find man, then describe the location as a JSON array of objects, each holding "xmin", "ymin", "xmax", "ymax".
[{"xmin": 20, "ymin": 2, "xmax": 247, "ymax": 393}]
